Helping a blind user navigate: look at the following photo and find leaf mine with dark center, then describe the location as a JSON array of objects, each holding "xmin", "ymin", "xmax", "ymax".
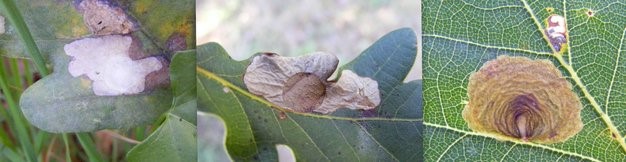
[
  {"xmin": 463, "ymin": 55, "xmax": 583, "ymax": 144},
  {"xmin": 76, "ymin": 0, "xmax": 135, "ymax": 35},
  {"xmin": 244, "ymin": 52, "xmax": 381, "ymax": 114}
]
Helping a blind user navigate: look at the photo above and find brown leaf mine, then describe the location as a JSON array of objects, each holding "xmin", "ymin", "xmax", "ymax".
[
  {"xmin": 64, "ymin": 35, "xmax": 163, "ymax": 96},
  {"xmin": 463, "ymin": 55, "xmax": 583, "ymax": 144},
  {"xmin": 76, "ymin": 0, "xmax": 134, "ymax": 35},
  {"xmin": 545, "ymin": 15, "xmax": 567, "ymax": 52},
  {"xmin": 315, "ymin": 70, "xmax": 380, "ymax": 114},
  {"xmin": 243, "ymin": 52, "xmax": 380, "ymax": 114}
]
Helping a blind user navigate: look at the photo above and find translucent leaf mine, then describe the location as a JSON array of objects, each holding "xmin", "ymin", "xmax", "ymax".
[
  {"xmin": 76, "ymin": 0, "xmax": 134, "ymax": 35},
  {"xmin": 462, "ymin": 55, "xmax": 583, "ymax": 144},
  {"xmin": 545, "ymin": 15, "xmax": 567, "ymax": 52},
  {"xmin": 315, "ymin": 70, "xmax": 380, "ymax": 114},
  {"xmin": 64, "ymin": 35, "xmax": 163, "ymax": 96},
  {"xmin": 243, "ymin": 52, "xmax": 380, "ymax": 114}
]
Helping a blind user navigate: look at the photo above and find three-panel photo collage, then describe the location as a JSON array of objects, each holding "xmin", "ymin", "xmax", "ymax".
[{"xmin": 0, "ymin": 0, "xmax": 624, "ymax": 161}]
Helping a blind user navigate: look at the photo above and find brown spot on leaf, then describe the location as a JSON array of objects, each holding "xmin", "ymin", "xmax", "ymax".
[
  {"xmin": 586, "ymin": 9, "xmax": 594, "ymax": 17},
  {"xmin": 463, "ymin": 55, "xmax": 583, "ymax": 144},
  {"xmin": 76, "ymin": 0, "xmax": 135, "ymax": 35},
  {"xmin": 165, "ymin": 32, "xmax": 187, "ymax": 52},
  {"xmin": 278, "ymin": 112, "xmax": 287, "ymax": 120}
]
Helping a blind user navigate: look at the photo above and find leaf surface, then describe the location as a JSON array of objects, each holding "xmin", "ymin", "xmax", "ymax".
[
  {"xmin": 197, "ymin": 28, "xmax": 423, "ymax": 161},
  {"xmin": 423, "ymin": 0, "xmax": 626, "ymax": 161},
  {"xmin": 126, "ymin": 113, "xmax": 197, "ymax": 162},
  {"xmin": 15, "ymin": 0, "xmax": 194, "ymax": 132}
]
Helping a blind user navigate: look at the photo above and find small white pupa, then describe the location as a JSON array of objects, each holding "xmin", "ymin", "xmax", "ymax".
[{"xmin": 64, "ymin": 35, "xmax": 163, "ymax": 96}]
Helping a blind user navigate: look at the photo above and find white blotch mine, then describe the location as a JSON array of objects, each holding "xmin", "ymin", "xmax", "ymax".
[
  {"xmin": 315, "ymin": 70, "xmax": 380, "ymax": 114},
  {"xmin": 0, "ymin": 15, "xmax": 5, "ymax": 34},
  {"xmin": 244, "ymin": 52, "xmax": 381, "ymax": 114},
  {"xmin": 222, "ymin": 87, "xmax": 230, "ymax": 93},
  {"xmin": 64, "ymin": 35, "xmax": 162, "ymax": 96}
]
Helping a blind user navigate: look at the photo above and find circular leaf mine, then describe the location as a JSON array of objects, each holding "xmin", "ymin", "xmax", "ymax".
[{"xmin": 462, "ymin": 55, "xmax": 583, "ymax": 144}]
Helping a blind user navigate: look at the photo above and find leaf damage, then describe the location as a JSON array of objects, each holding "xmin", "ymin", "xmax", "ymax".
[
  {"xmin": 64, "ymin": 35, "xmax": 165, "ymax": 96},
  {"xmin": 243, "ymin": 52, "xmax": 381, "ymax": 114},
  {"xmin": 76, "ymin": 0, "xmax": 135, "ymax": 35},
  {"xmin": 463, "ymin": 55, "xmax": 583, "ymax": 144},
  {"xmin": 545, "ymin": 15, "xmax": 568, "ymax": 52}
]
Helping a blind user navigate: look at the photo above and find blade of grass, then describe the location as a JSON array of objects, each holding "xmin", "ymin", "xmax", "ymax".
[
  {"xmin": 134, "ymin": 128, "xmax": 145, "ymax": 141},
  {"xmin": 21, "ymin": 60, "xmax": 33, "ymax": 85},
  {"xmin": 2, "ymin": 148, "xmax": 24, "ymax": 162},
  {"xmin": 62, "ymin": 134, "xmax": 71, "ymax": 162},
  {"xmin": 33, "ymin": 131, "xmax": 48, "ymax": 153},
  {"xmin": 76, "ymin": 133, "xmax": 104, "ymax": 162},
  {"xmin": 0, "ymin": 60, "xmax": 37, "ymax": 162},
  {"xmin": 0, "ymin": 0, "xmax": 48, "ymax": 76},
  {"xmin": 9, "ymin": 59, "xmax": 21, "ymax": 91}
]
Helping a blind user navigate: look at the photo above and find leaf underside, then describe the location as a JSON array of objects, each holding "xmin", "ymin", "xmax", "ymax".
[
  {"xmin": 197, "ymin": 28, "xmax": 423, "ymax": 161},
  {"xmin": 423, "ymin": 0, "xmax": 626, "ymax": 161}
]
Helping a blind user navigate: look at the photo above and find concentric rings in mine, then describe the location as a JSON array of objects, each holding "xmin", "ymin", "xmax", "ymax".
[{"xmin": 462, "ymin": 55, "xmax": 583, "ymax": 144}]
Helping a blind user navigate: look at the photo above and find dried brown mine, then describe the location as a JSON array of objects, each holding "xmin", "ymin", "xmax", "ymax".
[
  {"xmin": 76, "ymin": 0, "xmax": 134, "ymax": 35},
  {"xmin": 243, "ymin": 52, "xmax": 380, "ymax": 114},
  {"xmin": 462, "ymin": 55, "xmax": 583, "ymax": 144}
]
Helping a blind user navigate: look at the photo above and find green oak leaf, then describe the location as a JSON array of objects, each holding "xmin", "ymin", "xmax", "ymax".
[
  {"xmin": 126, "ymin": 113, "xmax": 197, "ymax": 162},
  {"xmin": 198, "ymin": 112, "xmax": 233, "ymax": 162},
  {"xmin": 168, "ymin": 50, "xmax": 197, "ymax": 124},
  {"xmin": 197, "ymin": 28, "xmax": 422, "ymax": 161},
  {"xmin": 19, "ymin": 45, "xmax": 175, "ymax": 132},
  {"xmin": 423, "ymin": 0, "xmax": 626, "ymax": 161},
  {"xmin": 15, "ymin": 0, "xmax": 194, "ymax": 132}
]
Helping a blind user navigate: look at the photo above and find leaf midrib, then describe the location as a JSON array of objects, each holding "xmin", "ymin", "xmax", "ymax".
[
  {"xmin": 198, "ymin": 65, "xmax": 419, "ymax": 161},
  {"xmin": 520, "ymin": 0, "xmax": 626, "ymax": 153},
  {"xmin": 196, "ymin": 66, "xmax": 421, "ymax": 122}
]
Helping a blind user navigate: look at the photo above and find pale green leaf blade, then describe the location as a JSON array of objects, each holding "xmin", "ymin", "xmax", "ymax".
[
  {"xmin": 169, "ymin": 50, "xmax": 197, "ymax": 123},
  {"xmin": 198, "ymin": 112, "xmax": 233, "ymax": 162},
  {"xmin": 423, "ymin": 0, "xmax": 626, "ymax": 161},
  {"xmin": 126, "ymin": 114, "xmax": 197, "ymax": 162}
]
